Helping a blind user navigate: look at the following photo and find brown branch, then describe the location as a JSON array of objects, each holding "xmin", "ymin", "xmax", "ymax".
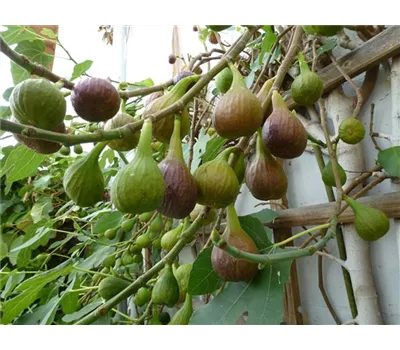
[
  {"xmin": 188, "ymin": 48, "xmax": 226, "ymax": 71},
  {"xmin": 0, "ymin": 35, "xmax": 74, "ymax": 89},
  {"xmin": 344, "ymin": 164, "xmax": 383, "ymax": 195}
]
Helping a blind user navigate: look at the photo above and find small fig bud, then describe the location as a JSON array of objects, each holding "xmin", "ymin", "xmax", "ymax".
[
  {"xmin": 321, "ymin": 160, "xmax": 347, "ymax": 187},
  {"xmin": 208, "ymin": 31, "xmax": 219, "ymax": 44},
  {"xmin": 60, "ymin": 146, "xmax": 71, "ymax": 156},
  {"xmin": 339, "ymin": 117, "xmax": 365, "ymax": 145}
]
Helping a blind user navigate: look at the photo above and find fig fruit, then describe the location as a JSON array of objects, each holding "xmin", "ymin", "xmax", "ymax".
[
  {"xmin": 13, "ymin": 119, "xmax": 66, "ymax": 154},
  {"xmin": 142, "ymin": 75, "xmax": 198, "ymax": 143},
  {"xmin": 110, "ymin": 120, "xmax": 166, "ymax": 214},
  {"xmin": 9, "ymin": 78, "xmax": 66, "ymax": 129},
  {"xmin": 152, "ymin": 264, "xmax": 180, "ymax": 307},
  {"xmin": 206, "ymin": 25, "xmax": 232, "ymax": 32},
  {"xmin": 73, "ymin": 144, "xmax": 83, "ymax": 154},
  {"xmin": 339, "ymin": 117, "xmax": 365, "ymax": 145},
  {"xmin": 321, "ymin": 160, "xmax": 347, "ymax": 187},
  {"xmin": 159, "ymin": 311, "xmax": 171, "ymax": 325},
  {"xmin": 150, "ymin": 213, "xmax": 163, "ymax": 233},
  {"xmin": 104, "ymin": 228, "xmax": 117, "ymax": 240},
  {"xmin": 121, "ymin": 251, "xmax": 134, "ymax": 266},
  {"xmin": 245, "ymin": 129, "xmax": 288, "ymax": 200},
  {"xmin": 138, "ymin": 211, "xmax": 154, "ymax": 223},
  {"xmin": 291, "ymin": 52, "xmax": 323, "ymax": 106},
  {"xmin": 121, "ymin": 217, "xmax": 136, "ymax": 232},
  {"xmin": 102, "ymin": 254, "xmax": 116, "ymax": 268},
  {"xmin": 71, "ymin": 77, "xmax": 120, "ymax": 122},
  {"xmin": 344, "ymin": 196, "xmax": 390, "ymax": 241},
  {"xmin": 189, "ymin": 204, "xmax": 217, "ymax": 226},
  {"xmin": 229, "ymin": 151, "xmax": 246, "ymax": 184},
  {"xmin": 161, "ymin": 223, "xmax": 184, "ymax": 251},
  {"xmin": 104, "ymin": 113, "xmax": 140, "ymax": 151},
  {"xmin": 168, "ymin": 293, "xmax": 193, "ymax": 325},
  {"xmin": 213, "ymin": 63, "xmax": 263, "ymax": 138},
  {"xmin": 98, "ymin": 277, "xmax": 130, "ymax": 301},
  {"xmin": 193, "ymin": 147, "xmax": 240, "ymax": 208},
  {"xmin": 134, "ymin": 287, "xmax": 152, "ymax": 307},
  {"xmin": 302, "ymin": 25, "xmax": 343, "ymax": 37},
  {"xmin": 215, "ymin": 67, "xmax": 233, "ymax": 94},
  {"xmin": 136, "ymin": 228, "xmax": 152, "ymax": 249},
  {"xmin": 168, "ymin": 54, "xmax": 176, "ymax": 64},
  {"xmin": 63, "ymin": 141, "xmax": 106, "ymax": 207},
  {"xmin": 208, "ymin": 31, "xmax": 219, "ymax": 44},
  {"xmin": 262, "ymin": 91, "xmax": 308, "ymax": 159},
  {"xmin": 172, "ymin": 69, "xmax": 195, "ymax": 85},
  {"xmin": 60, "ymin": 146, "xmax": 70, "ymax": 156},
  {"xmin": 158, "ymin": 116, "xmax": 197, "ymax": 218},
  {"xmin": 173, "ymin": 263, "xmax": 192, "ymax": 303},
  {"xmin": 211, "ymin": 204, "xmax": 259, "ymax": 281}
]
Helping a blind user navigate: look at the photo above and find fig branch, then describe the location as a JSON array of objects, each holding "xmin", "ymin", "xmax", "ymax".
[
  {"xmin": 0, "ymin": 27, "xmax": 260, "ymax": 146},
  {"xmin": 0, "ymin": 36, "xmax": 74, "ymax": 89}
]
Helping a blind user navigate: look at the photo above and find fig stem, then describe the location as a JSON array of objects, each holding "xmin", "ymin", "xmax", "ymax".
[
  {"xmin": 89, "ymin": 141, "xmax": 108, "ymax": 160},
  {"xmin": 297, "ymin": 52, "xmax": 310, "ymax": 74},
  {"xmin": 167, "ymin": 116, "xmax": 184, "ymax": 161},
  {"xmin": 216, "ymin": 146, "xmax": 236, "ymax": 162},
  {"xmin": 273, "ymin": 223, "xmax": 331, "ymax": 248},
  {"xmin": 228, "ymin": 62, "xmax": 245, "ymax": 89},
  {"xmin": 136, "ymin": 120, "xmax": 153, "ymax": 158},
  {"xmin": 226, "ymin": 204, "xmax": 243, "ymax": 233}
]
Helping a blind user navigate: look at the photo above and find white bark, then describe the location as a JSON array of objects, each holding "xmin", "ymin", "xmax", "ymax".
[
  {"xmin": 390, "ymin": 56, "xmax": 400, "ymax": 325},
  {"xmin": 325, "ymin": 89, "xmax": 383, "ymax": 324}
]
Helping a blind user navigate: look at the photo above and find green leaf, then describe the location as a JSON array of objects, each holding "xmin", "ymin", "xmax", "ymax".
[
  {"xmin": 30, "ymin": 197, "xmax": 53, "ymax": 223},
  {"xmin": 188, "ymin": 247, "xmax": 222, "ymax": 295},
  {"xmin": 0, "ymin": 106, "xmax": 11, "ymax": 120},
  {"xmin": 184, "ymin": 129, "xmax": 210, "ymax": 173},
  {"xmin": 93, "ymin": 211, "xmax": 124, "ymax": 234},
  {"xmin": 0, "ymin": 145, "xmax": 46, "ymax": 194},
  {"xmin": 259, "ymin": 28, "xmax": 277, "ymax": 65},
  {"xmin": 127, "ymin": 78, "xmax": 154, "ymax": 89},
  {"xmin": 60, "ymin": 276, "xmax": 80, "ymax": 314},
  {"xmin": 317, "ymin": 39, "xmax": 337, "ymax": 56},
  {"xmin": 76, "ymin": 245, "xmax": 114, "ymax": 270},
  {"xmin": 3, "ymin": 87, "xmax": 14, "ymax": 101},
  {"xmin": 0, "ymin": 25, "xmax": 40, "ymax": 45},
  {"xmin": 99, "ymin": 148, "xmax": 115, "ymax": 169},
  {"xmin": 189, "ymin": 259, "xmax": 292, "ymax": 325},
  {"xmin": 70, "ymin": 60, "xmax": 93, "ymax": 80},
  {"xmin": 1, "ymin": 272, "xmax": 25, "ymax": 299},
  {"xmin": 10, "ymin": 226, "xmax": 52, "ymax": 253},
  {"xmin": 40, "ymin": 28, "xmax": 57, "ymax": 39},
  {"xmin": 33, "ymin": 175, "xmax": 52, "ymax": 190},
  {"xmin": 239, "ymin": 215, "xmax": 273, "ymax": 250},
  {"xmin": 201, "ymin": 136, "xmax": 227, "ymax": 163},
  {"xmin": 14, "ymin": 295, "xmax": 60, "ymax": 325},
  {"xmin": 62, "ymin": 300, "xmax": 103, "ymax": 323},
  {"xmin": 10, "ymin": 40, "xmax": 54, "ymax": 84},
  {"xmin": 249, "ymin": 208, "xmax": 278, "ymax": 224},
  {"xmin": 377, "ymin": 146, "xmax": 400, "ymax": 177}
]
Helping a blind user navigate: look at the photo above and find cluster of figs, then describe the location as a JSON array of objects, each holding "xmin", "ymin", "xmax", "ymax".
[{"xmin": 8, "ymin": 27, "xmax": 390, "ymax": 290}]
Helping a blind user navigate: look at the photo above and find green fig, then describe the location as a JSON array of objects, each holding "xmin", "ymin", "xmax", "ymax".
[
  {"xmin": 193, "ymin": 147, "xmax": 240, "ymax": 208},
  {"xmin": 152, "ymin": 264, "xmax": 180, "ymax": 307},
  {"xmin": 110, "ymin": 120, "xmax": 166, "ymax": 214},
  {"xmin": 121, "ymin": 251, "xmax": 134, "ymax": 266},
  {"xmin": 152, "ymin": 237, "xmax": 162, "ymax": 249},
  {"xmin": 138, "ymin": 211, "xmax": 154, "ymax": 223},
  {"xmin": 344, "ymin": 196, "xmax": 390, "ymax": 241},
  {"xmin": 215, "ymin": 67, "xmax": 233, "ymax": 94},
  {"xmin": 102, "ymin": 254, "xmax": 116, "ymax": 268},
  {"xmin": 142, "ymin": 75, "xmax": 199, "ymax": 143},
  {"xmin": 302, "ymin": 25, "xmax": 343, "ymax": 37},
  {"xmin": 104, "ymin": 228, "xmax": 117, "ymax": 240},
  {"xmin": 134, "ymin": 287, "xmax": 152, "ymax": 307},
  {"xmin": 168, "ymin": 293, "xmax": 193, "ymax": 325},
  {"xmin": 211, "ymin": 204, "xmax": 260, "ymax": 281},
  {"xmin": 104, "ymin": 112, "xmax": 140, "ymax": 151},
  {"xmin": 133, "ymin": 253, "xmax": 143, "ymax": 264},
  {"xmin": 229, "ymin": 151, "xmax": 246, "ymax": 184},
  {"xmin": 121, "ymin": 217, "xmax": 136, "ymax": 232},
  {"xmin": 60, "ymin": 146, "xmax": 71, "ymax": 156},
  {"xmin": 262, "ymin": 91, "xmax": 308, "ymax": 159},
  {"xmin": 150, "ymin": 214, "xmax": 163, "ymax": 233},
  {"xmin": 136, "ymin": 228, "xmax": 152, "ymax": 249},
  {"xmin": 173, "ymin": 263, "xmax": 192, "ymax": 303},
  {"xmin": 73, "ymin": 144, "xmax": 83, "ymax": 154},
  {"xmin": 159, "ymin": 311, "xmax": 171, "ymax": 325},
  {"xmin": 158, "ymin": 116, "xmax": 197, "ymax": 218},
  {"xmin": 98, "ymin": 277, "xmax": 130, "ymax": 301},
  {"xmin": 63, "ymin": 142, "xmax": 106, "ymax": 207},
  {"xmin": 245, "ymin": 129, "xmax": 288, "ymax": 200},
  {"xmin": 339, "ymin": 117, "xmax": 365, "ymax": 145},
  {"xmin": 213, "ymin": 63, "xmax": 263, "ymax": 138},
  {"xmin": 321, "ymin": 160, "xmax": 347, "ymax": 187},
  {"xmin": 291, "ymin": 52, "xmax": 323, "ymax": 106},
  {"xmin": 161, "ymin": 223, "xmax": 184, "ymax": 251}
]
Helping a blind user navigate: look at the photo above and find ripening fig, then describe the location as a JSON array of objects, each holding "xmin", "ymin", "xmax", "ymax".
[
  {"xmin": 193, "ymin": 147, "xmax": 240, "ymax": 208},
  {"xmin": 157, "ymin": 116, "xmax": 197, "ymax": 218},
  {"xmin": 245, "ymin": 129, "xmax": 288, "ymax": 200},
  {"xmin": 104, "ymin": 113, "xmax": 140, "ymax": 151},
  {"xmin": 213, "ymin": 63, "xmax": 263, "ymax": 138},
  {"xmin": 110, "ymin": 120, "xmax": 166, "ymax": 214},
  {"xmin": 262, "ymin": 91, "xmax": 308, "ymax": 159},
  {"xmin": 344, "ymin": 196, "xmax": 390, "ymax": 241},
  {"xmin": 339, "ymin": 117, "xmax": 365, "ymax": 145},
  {"xmin": 211, "ymin": 204, "xmax": 259, "ymax": 281},
  {"xmin": 291, "ymin": 52, "xmax": 323, "ymax": 106},
  {"xmin": 321, "ymin": 160, "xmax": 347, "ymax": 187}
]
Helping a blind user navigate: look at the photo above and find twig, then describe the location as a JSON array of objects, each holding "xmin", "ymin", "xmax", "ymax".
[
  {"xmin": 188, "ymin": 98, "xmax": 199, "ymax": 170},
  {"xmin": 117, "ymin": 151, "xmax": 129, "ymax": 165},
  {"xmin": 311, "ymin": 39, "xmax": 318, "ymax": 72},
  {"xmin": 344, "ymin": 164, "xmax": 383, "ymax": 195},
  {"xmin": 369, "ymin": 103, "xmax": 391, "ymax": 150},
  {"xmin": 193, "ymin": 56, "xmax": 224, "ymax": 73},
  {"xmin": 273, "ymin": 223, "xmax": 330, "ymax": 248},
  {"xmin": 188, "ymin": 48, "xmax": 226, "ymax": 71},
  {"xmin": 0, "ymin": 36, "xmax": 74, "ymax": 89},
  {"xmin": 316, "ymin": 251, "xmax": 348, "ymax": 269},
  {"xmin": 119, "ymin": 79, "xmax": 173, "ymax": 99},
  {"xmin": 329, "ymin": 53, "xmax": 363, "ymax": 118}
]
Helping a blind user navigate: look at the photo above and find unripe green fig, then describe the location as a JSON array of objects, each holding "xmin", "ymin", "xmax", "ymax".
[
  {"xmin": 136, "ymin": 229, "xmax": 152, "ymax": 249},
  {"xmin": 142, "ymin": 75, "xmax": 199, "ymax": 143},
  {"xmin": 98, "ymin": 277, "xmax": 130, "ymax": 301},
  {"xmin": 245, "ymin": 129, "xmax": 288, "ymax": 200},
  {"xmin": 152, "ymin": 237, "xmax": 162, "ymax": 249},
  {"xmin": 159, "ymin": 311, "xmax": 171, "ymax": 325},
  {"xmin": 262, "ymin": 91, "xmax": 308, "ymax": 159},
  {"xmin": 10, "ymin": 78, "xmax": 66, "ymax": 129},
  {"xmin": 150, "ymin": 214, "xmax": 164, "ymax": 233},
  {"xmin": 73, "ymin": 144, "xmax": 83, "ymax": 154},
  {"xmin": 212, "ymin": 204, "xmax": 260, "ymax": 282},
  {"xmin": 71, "ymin": 77, "xmax": 120, "ymax": 122},
  {"xmin": 110, "ymin": 120, "xmax": 166, "ymax": 214},
  {"xmin": 215, "ymin": 67, "xmax": 233, "ymax": 94},
  {"xmin": 104, "ymin": 113, "xmax": 140, "ymax": 151},
  {"xmin": 321, "ymin": 160, "xmax": 347, "ymax": 187},
  {"xmin": 89, "ymin": 124, "xmax": 99, "ymax": 132},
  {"xmin": 213, "ymin": 63, "xmax": 263, "ymax": 138},
  {"xmin": 189, "ymin": 204, "xmax": 217, "ymax": 226},
  {"xmin": 344, "ymin": 196, "xmax": 390, "ymax": 241},
  {"xmin": 193, "ymin": 147, "xmax": 240, "ymax": 208},
  {"xmin": 168, "ymin": 293, "xmax": 193, "ymax": 325},
  {"xmin": 104, "ymin": 228, "xmax": 117, "ymax": 240},
  {"xmin": 60, "ymin": 146, "xmax": 71, "ymax": 156},
  {"xmin": 133, "ymin": 253, "xmax": 143, "ymax": 264},
  {"xmin": 291, "ymin": 53, "xmax": 323, "ymax": 106},
  {"xmin": 129, "ymin": 244, "xmax": 141, "ymax": 254},
  {"xmin": 206, "ymin": 25, "xmax": 232, "ymax": 32},
  {"xmin": 122, "ymin": 252, "xmax": 134, "ymax": 266},
  {"xmin": 158, "ymin": 116, "xmax": 198, "ymax": 218},
  {"xmin": 122, "ymin": 217, "xmax": 136, "ymax": 232},
  {"xmin": 103, "ymin": 254, "xmax": 116, "ymax": 268},
  {"xmin": 138, "ymin": 211, "xmax": 154, "ymax": 223},
  {"xmin": 173, "ymin": 263, "xmax": 192, "ymax": 303},
  {"xmin": 229, "ymin": 151, "xmax": 246, "ymax": 184},
  {"xmin": 161, "ymin": 224, "xmax": 184, "ymax": 251},
  {"xmin": 302, "ymin": 25, "xmax": 343, "ymax": 37},
  {"xmin": 207, "ymin": 127, "xmax": 216, "ymax": 137},
  {"xmin": 63, "ymin": 141, "xmax": 106, "ymax": 207},
  {"xmin": 134, "ymin": 287, "xmax": 152, "ymax": 307},
  {"xmin": 339, "ymin": 117, "xmax": 365, "ymax": 145},
  {"xmin": 152, "ymin": 264, "xmax": 180, "ymax": 307}
]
